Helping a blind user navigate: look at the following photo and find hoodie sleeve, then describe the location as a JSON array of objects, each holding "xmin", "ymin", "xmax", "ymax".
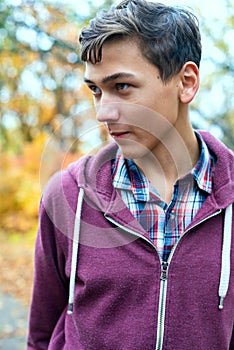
[{"xmin": 27, "ymin": 198, "xmax": 69, "ymax": 349}]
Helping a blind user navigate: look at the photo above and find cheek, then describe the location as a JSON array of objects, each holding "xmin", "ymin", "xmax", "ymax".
[
  {"xmin": 153, "ymin": 96, "xmax": 179, "ymax": 125},
  {"xmin": 123, "ymin": 104, "xmax": 160, "ymax": 133}
]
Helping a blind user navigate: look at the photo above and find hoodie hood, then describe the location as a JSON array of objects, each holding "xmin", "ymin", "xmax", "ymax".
[
  {"xmin": 68, "ymin": 130, "xmax": 234, "ymax": 211},
  {"xmin": 200, "ymin": 131, "xmax": 234, "ymax": 207},
  {"xmin": 68, "ymin": 142, "xmax": 142, "ymax": 232},
  {"xmin": 69, "ymin": 142, "xmax": 117, "ymax": 211}
]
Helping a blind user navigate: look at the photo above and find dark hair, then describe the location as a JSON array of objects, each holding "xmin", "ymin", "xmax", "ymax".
[{"xmin": 79, "ymin": 0, "xmax": 202, "ymax": 82}]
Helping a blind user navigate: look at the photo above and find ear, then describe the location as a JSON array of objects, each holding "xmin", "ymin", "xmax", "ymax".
[{"xmin": 179, "ymin": 62, "xmax": 200, "ymax": 104}]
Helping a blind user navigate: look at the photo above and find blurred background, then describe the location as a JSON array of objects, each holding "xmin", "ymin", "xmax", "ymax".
[{"xmin": 0, "ymin": 0, "xmax": 233, "ymax": 347}]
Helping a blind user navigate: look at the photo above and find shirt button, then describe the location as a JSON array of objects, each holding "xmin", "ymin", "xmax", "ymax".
[{"xmin": 170, "ymin": 211, "xmax": 175, "ymax": 219}]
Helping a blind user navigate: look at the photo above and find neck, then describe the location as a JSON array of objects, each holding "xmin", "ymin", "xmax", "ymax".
[{"xmin": 134, "ymin": 125, "xmax": 200, "ymax": 204}]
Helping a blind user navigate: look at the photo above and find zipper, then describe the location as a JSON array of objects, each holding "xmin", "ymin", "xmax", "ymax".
[
  {"xmin": 155, "ymin": 209, "xmax": 222, "ymax": 350},
  {"xmin": 105, "ymin": 209, "xmax": 222, "ymax": 350},
  {"xmin": 156, "ymin": 262, "xmax": 168, "ymax": 350},
  {"xmin": 105, "ymin": 214, "xmax": 168, "ymax": 350},
  {"xmin": 105, "ymin": 214, "xmax": 159, "ymax": 252}
]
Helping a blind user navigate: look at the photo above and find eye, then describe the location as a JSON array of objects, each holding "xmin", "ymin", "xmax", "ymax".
[
  {"xmin": 88, "ymin": 85, "xmax": 101, "ymax": 96},
  {"xmin": 115, "ymin": 83, "xmax": 130, "ymax": 92}
]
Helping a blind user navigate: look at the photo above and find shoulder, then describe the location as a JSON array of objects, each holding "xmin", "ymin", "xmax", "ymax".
[
  {"xmin": 199, "ymin": 131, "xmax": 234, "ymax": 160},
  {"xmin": 40, "ymin": 164, "xmax": 81, "ymax": 229},
  {"xmin": 40, "ymin": 142, "xmax": 119, "ymax": 217},
  {"xmin": 199, "ymin": 131, "xmax": 234, "ymax": 206},
  {"xmin": 42, "ymin": 168, "xmax": 77, "ymax": 203},
  {"xmin": 38, "ymin": 168, "xmax": 79, "ymax": 239}
]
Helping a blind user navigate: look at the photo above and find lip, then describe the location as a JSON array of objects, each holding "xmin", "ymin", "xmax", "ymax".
[{"xmin": 110, "ymin": 131, "xmax": 130, "ymax": 139}]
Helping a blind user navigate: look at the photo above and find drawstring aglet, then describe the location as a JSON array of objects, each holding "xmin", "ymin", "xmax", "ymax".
[
  {"xmin": 67, "ymin": 303, "xmax": 73, "ymax": 315},
  {"xmin": 218, "ymin": 297, "xmax": 224, "ymax": 310}
]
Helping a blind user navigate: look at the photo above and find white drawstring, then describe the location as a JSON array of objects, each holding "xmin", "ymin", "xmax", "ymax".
[
  {"xmin": 218, "ymin": 204, "xmax": 232, "ymax": 310},
  {"xmin": 67, "ymin": 187, "xmax": 85, "ymax": 315}
]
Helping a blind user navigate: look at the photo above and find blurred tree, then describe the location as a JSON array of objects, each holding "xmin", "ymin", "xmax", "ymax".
[
  {"xmin": 0, "ymin": 0, "xmax": 112, "ymax": 154},
  {"xmin": 192, "ymin": 0, "xmax": 234, "ymax": 150},
  {"xmin": 0, "ymin": 0, "xmax": 111, "ymax": 235}
]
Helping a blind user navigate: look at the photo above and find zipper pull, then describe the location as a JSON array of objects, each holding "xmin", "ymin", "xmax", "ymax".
[{"xmin": 160, "ymin": 261, "xmax": 168, "ymax": 281}]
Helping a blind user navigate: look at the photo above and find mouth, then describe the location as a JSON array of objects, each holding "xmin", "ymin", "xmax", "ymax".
[{"xmin": 109, "ymin": 131, "xmax": 130, "ymax": 139}]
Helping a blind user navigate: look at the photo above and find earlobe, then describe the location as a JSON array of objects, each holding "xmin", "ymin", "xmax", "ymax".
[{"xmin": 179, "ymin": 62, "xmax": 200, "ymax": 104}]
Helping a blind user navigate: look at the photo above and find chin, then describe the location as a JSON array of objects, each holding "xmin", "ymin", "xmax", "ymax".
[
  {"xmin": 118, "ymin": 140, "xmax": 152, "ymax": 160},
  {"xmin": 116, "ymin": 139, "xmax": 156, "ymax": 160}
]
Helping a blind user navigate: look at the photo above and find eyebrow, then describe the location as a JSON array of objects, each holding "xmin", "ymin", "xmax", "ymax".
[{"xmin": 84, "ymin": 72, "xmax": 135, "ymax": 85}]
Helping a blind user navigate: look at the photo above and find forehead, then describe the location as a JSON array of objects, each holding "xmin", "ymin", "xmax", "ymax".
[{"xmin": 84, "ymin": 38, "xmax": 158, "ymax": 81}]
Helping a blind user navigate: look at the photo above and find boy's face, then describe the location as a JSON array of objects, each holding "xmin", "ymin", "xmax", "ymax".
[{"xmin": 84, "ymin": 38, "xmax": 186, "ymax": 159}]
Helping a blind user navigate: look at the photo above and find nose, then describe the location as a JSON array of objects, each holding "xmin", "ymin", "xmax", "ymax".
[
  {"xmin": 95, "ymin": 93, "xmax": 120, "ymax": 123},
  {"xmin": 96, "ymin": 103, "xmax": 120, "ymax": 123}
]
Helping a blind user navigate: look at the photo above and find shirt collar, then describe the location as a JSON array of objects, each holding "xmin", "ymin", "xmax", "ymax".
[
  {"xmin": 112, "ymin": 152, "xmax": 150, "ymax": 202},
  {"xmin": 112, "ymin": 131, "xmax": 215, "ymax": 201}
]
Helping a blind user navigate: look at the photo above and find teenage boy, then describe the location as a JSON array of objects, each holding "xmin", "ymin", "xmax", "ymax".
[{"xmin": 28, "ymin": 1, "xmax": 234, "ymax": 349}]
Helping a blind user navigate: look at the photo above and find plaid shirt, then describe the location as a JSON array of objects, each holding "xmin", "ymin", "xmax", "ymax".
[{"xmin": 112, "ymin": 132, "xmax": 216, "ymax": 261}]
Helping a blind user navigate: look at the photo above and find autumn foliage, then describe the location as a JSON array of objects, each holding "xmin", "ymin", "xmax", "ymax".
[
  {"xmin": 0, "ymin": 136, "xmax": 43, "ymax": 234},
  {"xmin": 0, "ymin": 1, "xmax": 97, "ymax": 237}
]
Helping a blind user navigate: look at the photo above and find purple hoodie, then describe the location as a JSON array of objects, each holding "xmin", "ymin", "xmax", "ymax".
[{"xmin": 27, "ymin": 131, "xmax": 234, "ymax": 350}]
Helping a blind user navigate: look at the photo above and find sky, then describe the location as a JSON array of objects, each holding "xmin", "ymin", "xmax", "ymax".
[
  {"xmin": 44, "ymin": 0, "xmax": 228, "ymax": 21},
  {"xmin": 157, "ymin": 0, "xmax": 227, "ymax": 17}
]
